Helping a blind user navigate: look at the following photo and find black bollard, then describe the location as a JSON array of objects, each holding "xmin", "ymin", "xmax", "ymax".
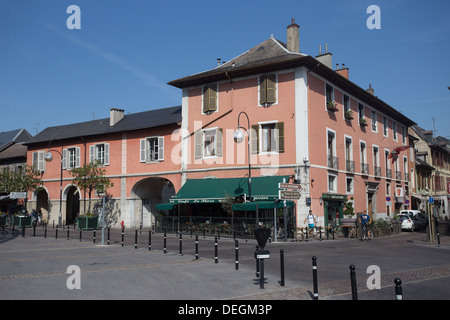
[
  {"xmin": 255, "ymin": 245, "xmax": 260, "ymax": 278},
  {"xmin": 349, "ymin": 265, "xmax": 358, "ymax": 300},
  {"xmin": 55, "ymin": 228, "xmax": 58, "ymax": 239},
  {"xmin": 235, "ymin": 240, "xmax": 239, "ymax": 271},
  {"xmin": 312, "ymin": 256, "xmax": 318, "ymax": 300},
  {"xmin": 21, "ymin": 222, "xmax": 25, "ymax": 238},
  {"xmin": 179, "ymin": 233, "xmax": 183, "ymax": 256},
  {"xmin": 121, "ymin": 226, "xmax": 124, "ymax": 247},
  {"xmin": 135, "ymin": 229, "xmax": 138, "ymax": 249},
  {"xmin": 394, "ymin": 278, "xmax": 403, "ymax": 300},
  {"xmin": 148, "ymin": 230, "xmax": 152, "ymax": 251},
  {"xmin": 44, "ymin": 226, "xmax": 47, "ymax": 238},
  {"xmin": 93, "ymin": 230, "xmax": 96, "ymax": 243},
  {"xmin": 107, "ymin": 227, "xmax": 110, "ymax": 245},
  {"xmin": 164, "ymin": 228, "xmax": 167, "ymax": 254},
  {"xmin": 319, "ymin": 226, "xmax": 322, "ymax": 241},
  {"xmin": 79, "ymin": 230, "xmax": 82, "ymax": 242},
  {"xmin": 33, "ymin": 224, "xmax": 36, "ymax": 237},
  {"xmin": 280, "ymin": 249, "xmax": 285, "ymax": 287},
  {"xmin": 195, "ymin": 235, "xmax": 199, "ymax": 260},
  {"xmin": 437, "ymin": 231, "xmax": 441, "ymax": 247},
  {"xmin": 67, "ymin": 226, "xmax": 69, "ymax": 240},
  {"xmin": 214, "ymin": 237, "xmax": 218, "ymax": 264},
  {"xmin": 260, "ymin": 257, "xmax": 265, "ymax": 289}
]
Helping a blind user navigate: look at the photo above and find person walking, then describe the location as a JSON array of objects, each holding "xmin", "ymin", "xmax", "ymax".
[{"xmin": 304, "ymin": 210, "xmax": 316, "ymax": 238}]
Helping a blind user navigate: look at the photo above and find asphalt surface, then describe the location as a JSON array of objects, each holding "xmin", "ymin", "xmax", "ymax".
[{"xmin": 1, "ymin": 225, "xmax": 449, "ymax": 303}]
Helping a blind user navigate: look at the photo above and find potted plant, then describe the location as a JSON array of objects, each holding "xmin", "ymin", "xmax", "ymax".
[
  {"xmin": 327, "ymin": 100, "xmax": 339, "ymax": 112},
  {"xmin": 344, "ymin": 110, "xmax": 353, "ymax": 120},
  {"xmin": 359, "ymin": 117, "xmax": 368, "ymax": 126}
]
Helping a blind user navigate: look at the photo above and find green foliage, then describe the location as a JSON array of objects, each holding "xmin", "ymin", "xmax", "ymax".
[
  {"xmin": 0, "ymin": 165, "xmax": 42, "ymax": 194},
  {"xmin": 343, "ymin": 198, "xmax": 355, "ymax": 217}
]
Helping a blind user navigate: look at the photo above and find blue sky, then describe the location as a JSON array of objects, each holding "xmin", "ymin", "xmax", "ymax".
[{"xmin": 1, "ymin": 0, "xmax": 449, "ymax": 138}]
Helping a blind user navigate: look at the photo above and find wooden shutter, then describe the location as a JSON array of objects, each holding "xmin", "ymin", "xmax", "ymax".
[
  {"xmin": 216, "ymin": 128, "xmax": 223, "ymax": 157},
  {"xmin": 104, "ymin": 143, "xmax": 110, "ymax": 166},
  {"xmin": 194, "ymin": 130, "xmax": 203, "ymax": 159},
  {"xmin": 276, "ymin": 122, "xmax": 284, "ymax": 153},
  {"xmin": 75, "ymin": 147, "xmax": 81, "ymax": 168},
  {"xmin": 259, "ymin": 76, "xmax": 267, "ymax": 105},
  {"xmin": 158, "ymin": 137, "xmax": 164, "ymax": 161},
  {"xmin": 203, "ymin": 84, "xmax": 217, "ymax": 113},
  {"xmin": 62, "ymin": 149, "xmax": 67, "ymax": 169},
  {"xmin": 89, "ymin": 145, "xmax": 95, "ymax": 163},
  {"xmin": 260, "ymin": 74, "xmax": 277, "ymax": 105},
  {"xmin": 251, "ymin": 124, "xmax": 259, "ymax": 154},
  {"xmin": 140, "ymin": 139, "xmax": 146, "ymax": 163},
  {"xmin": 38, "ymin": 151, "xmax": 45, "ymax": 172}
]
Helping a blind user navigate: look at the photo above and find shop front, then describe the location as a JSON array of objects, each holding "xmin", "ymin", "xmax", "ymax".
[{"xmin": 321, "ymin": 193, "xmax": 347, "ymax": 227}]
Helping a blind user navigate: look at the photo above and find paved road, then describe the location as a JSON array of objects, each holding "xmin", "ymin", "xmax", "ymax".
[{"xmin": 1, "ymin": 226, "xmax": 449, "ymax": 302}]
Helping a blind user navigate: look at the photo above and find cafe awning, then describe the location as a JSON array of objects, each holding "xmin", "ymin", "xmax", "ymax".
[
  {"xmin": 155, "ymin": 203, "xmax": 175, "ymax": 211},
  {"xmin": 232, "ymin": 200, "xmax": 294, "ymax": 211},
  {"xmin": 169, "ymin": 175, "xmax": 290, "ymax": 204}
]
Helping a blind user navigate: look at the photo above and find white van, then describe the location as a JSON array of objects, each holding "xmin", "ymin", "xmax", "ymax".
[{"xmin": 399, "ymin": 210, "xmax": 428, "ymax": 229}]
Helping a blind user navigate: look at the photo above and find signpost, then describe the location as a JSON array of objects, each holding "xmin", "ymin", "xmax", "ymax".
[
  {"xmin": 9, "ymin": 192, "xmax": 27, "ymax": 199},
  {"xmin": 254, "ymin": 228, "xmax": 271, "ymax": 289},
  {"xmin": 278, "ymin": 180, "xmax": 301, "ymax": 242},
  {"xmin": 279, "ymin": 190, "xmax": 301, "ymax": 200}
]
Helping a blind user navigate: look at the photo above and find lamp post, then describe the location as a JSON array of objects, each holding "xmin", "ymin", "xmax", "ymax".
[
  {"xmin": 45, "ymin": 150, "xmax": 63, "ymax": 228},
  {"xmin": 233, "ymin": 111, "xmax": 252, "ymax": 202}
]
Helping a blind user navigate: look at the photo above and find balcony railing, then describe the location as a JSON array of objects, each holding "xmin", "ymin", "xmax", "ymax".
[
  {"xmin": 396, "ymin": 171, "xmax": 402, "ymax": 180},
  {"xmin": 361, "ymin": 163, "xmax": 369, "ymax": 175},
  {"xmin": 386, "ymin": 168, "xmax": 392, "ymax": 179},
  {"xmin": 374, "ymin": 166, "xmax": 381, "ymax": 177},
  {"xmin": 345, "ymin": 160, "xmax": 355, "ymax": 173},
  {"xmin": 404, "ymin": 172, "xmax": 409, "ymax": 181},
  {"xmin": 327, "ymin": 155, "xmax": 339, "ymax": 170}
]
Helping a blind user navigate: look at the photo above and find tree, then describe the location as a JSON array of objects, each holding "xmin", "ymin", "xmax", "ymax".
[{"xmin": 70, "ymin": 160, "xmax": 114, "ymax": 214}]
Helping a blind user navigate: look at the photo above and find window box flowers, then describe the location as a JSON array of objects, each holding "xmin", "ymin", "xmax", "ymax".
[{"xmin": 327, "ymin": 101, "xmax": 339, "ymax": 112}]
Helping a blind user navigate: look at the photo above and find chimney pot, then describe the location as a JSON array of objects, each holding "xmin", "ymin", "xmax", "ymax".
[{"xmin": 287, "ymin": 18, "xmax": 300, "ymax": 53}]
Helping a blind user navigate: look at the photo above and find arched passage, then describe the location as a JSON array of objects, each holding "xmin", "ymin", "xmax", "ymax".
[
  {"xmin": 34, "ymin": 188, "xmax": 49, "ymax": 223},
  {"xmin": 65, "ymin": 186, "xmax": 80, "ymax": 225},
  {"xmin": 130, "ymin": 177, "xmax": 175, "ymax": 227}
]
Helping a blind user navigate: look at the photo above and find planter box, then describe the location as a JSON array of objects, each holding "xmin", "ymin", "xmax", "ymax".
[
  {"xmin": 77, "ymin": 216, "xmax": 99, "ymax": 230},
  {"xmin": 12, "ymin": 215, "xmax": 33, "ymax": 228},
  {"xmin": 0, "ymin": 215, "xmax": 7, "ymax": 226}
]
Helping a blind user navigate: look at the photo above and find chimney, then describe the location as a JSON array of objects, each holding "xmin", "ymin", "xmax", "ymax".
[
  {"xmin": 336, "ymin": 63, "xmax": 349, "ymax": 79},
  {"xmin": 110, "ymin": 108, "xmax": 124, "ymax": 127},
  {"xmin": 366, "ymin": 84, "xmax": 374, "ymax": 95},
  {"xmin": 287, "ymin": 18, "xmax": 300, "ymax": 53},
  {"xmin": 315, "ymin": 43, "xmax": 332, "ymax": 69}
]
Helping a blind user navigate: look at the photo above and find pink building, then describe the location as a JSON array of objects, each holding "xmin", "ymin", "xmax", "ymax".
[
  {"xmin": 25, "ymin": 107, "xmax": 181, "ymax": 228},
  {"xmin": 168, "ymin": 19, "xmax": 416, "ymax": 228}
]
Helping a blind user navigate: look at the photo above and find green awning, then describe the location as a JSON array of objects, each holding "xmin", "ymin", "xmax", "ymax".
[
  {"xmin": 155, "ymin": 203, "xmax": 175, "ymax": 211},
  {"xmin": 232, "ymin": 200, "xmax": 294, "ymax": 211},
  {"xmin": 169, "ymin": 175, "xmax": 290, "ymax": 204}
]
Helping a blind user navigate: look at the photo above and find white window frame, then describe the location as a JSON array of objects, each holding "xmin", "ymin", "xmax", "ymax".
[
  {"xmin": 63, "ymin": 147, "xmax": 81, "ymax": 170},
  {"xmin": 140, "ymin": 136, "xmax": 164, "ymax": 163},
  {"xmin": 371, "ymin": 110, "xmax": 378, "ymax": 132},
  {"xmin": 346, "ymin": 176, "xmax": 354, "ymax": 194},
  {"xmin": 393, "ymin": 121, "xmax": 398, "ymax": 141},
  {"xmin": 328, "ymin": 173, "xmax": 337, "ymax": 193},
  {"xmin": 32, "ymin": 151, "xmax": 46, "ymax": 172},
  {"xmin": 258, "ymin": 121, "xmax": 279, "ymax": 154},
  {"xmin": 383, "ymin": 116, "xmax": 389, "ymax": 137},
  {"xmin": 203, "ymin": 128, "xmax": 217, "ymax": 158},
  {"xmin": 89, "ymin": 143, "xmax": 110, "ymax": 166}
]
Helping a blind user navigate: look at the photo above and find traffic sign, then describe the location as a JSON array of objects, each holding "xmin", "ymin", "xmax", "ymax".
[
  {"xmin": 429, "ymin": 197, "xmax": 434, "ymax": 204},
  {"xmin": 279, "ymin": 190, "xmax": 301, "ymax": 200},
  {"xmin": 278, "ymin": 183, "xmax": 302, "ymax": 190},
  {"xmin": 9, "ymin": 192, "xmax": 27, "ymax": 199},
  {"xmin": 256, "ymin": 250, "xmax": 270, "ymax": 259}
]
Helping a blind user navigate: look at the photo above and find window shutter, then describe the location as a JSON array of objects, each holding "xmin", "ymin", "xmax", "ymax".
[
  {"xmin": 38, "ymin": 151, "xmax": 45, "ymax": 172},
  {"xmin": 75, "ymin": 147, "xmax": 81, "ymax": 168},
  {"xmin": 158, "ymin": 137, "xmax": 164, "ymax": 161},
  {"xmin": 194, "ymin": 130, "xmax": 203, "ymax": 159},
  {"xmin": 32, "ymin": 152, "xmax": 38, "ymax": 170},
  {"xmin": 202, "ymin": 86, "xmax": 209, "ymax": 113},
  {"xmin": 266, "ymin": 74, "xmax": 277, "ymax": 104},
  {"xmin": 216, "ymin": 128, "xmax": 223, "ymax": 157},
  {"xmin": 140, "ymin": 139, "xmax": 146, "ymax": 163},
  {"xmin": 62, "ymin": 149, "xmax": 67, "ymax": 170},
  {"xmin": 203, "ymin": 84, "xmax": 217, "ymax": 113},
  {"xmin": 259, "ymin": 76, "xmax": 267, "ymax": 105},
  {"xmin": 104, "ymin": 143, "xmax": 110, "ymax": 166},
  {"xmin": 89, "ymin": 145, "xmax": 95, "ymax": 163},
  {"xmin": 276, "ymin": 122, "xmax": 284, "ymax": 153},
  {"xmin": 251, "ymin": 124, "xmax": 259, "ymax": 154}
]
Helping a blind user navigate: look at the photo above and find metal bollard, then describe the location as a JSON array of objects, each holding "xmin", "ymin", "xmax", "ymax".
[
  {"xmin": 135, "ymin": 229, "xmax": 138, "ymax": 249},
  {"xmin": 214, "ymin": 237, "xmax": 218, "ymax": 264},
  {"xmin": 121, "ymin": 227, "xmax": 125, "ymax": 247},
  {"xmin": 93, "ymin": 230, "xmax": 96, "ymax": 243},
  {"xmin": 349, "ymin": 265, "xmax": 358, "ymax": 300},
  {"xmin": 280, "ymin": 249, "xmax": 285, "ymax": 287},
  {"xmin": 312, "ymin": 256, "xmax": 318, "ymax": 300},
  {"xmin": 235, "ymin": 240, "xmax": 239, "ymax": 270},
  {"xmin": 179, "ymin": 233, "xmax": 183, "ymax": 256},
  {"xmin": 21, "ymin": 223, "xmax": 26, "ymax": 238},
  {"xmin": 33, "ymin": 224, "xmax": 36, "ymax": 237},
  {"xmin": 67, "ymin": 226, "xmax": 69, "ymax": 240},
  {"xmin": 107, "ymin": 227, "xmax": 110, "ymax": 245},
  {"xmin": 148, "ymin": 230, "xmax": 152, "ymax": 251},
  {"xmin": 55, "ymin": 228, "xmax": 58, "ymax": 239},
  {"xmin": 44, "ymin": 226, "xmax": 47, "ymax": 238},
  {"xmin": 319, "ymin": 226, "xmax": 322, "ymax": 241},
  {"xmin": 394, "ymin": 278, "xmax": 403, "ymax": 300},
  {"xmin": 437, "ymin": 231, "xmax": 441, "ymax": 247},
  {"xmin": 195, "ymin": 235, "xmax": 199, "ymax": 260},
  {"xmin": 164, "ymin": 228, "xmax": 167, "ymax": 254},
  {"xmin": 79, "ymin": 230, "xmax": 82, "ymax": 242},
  {"xmin": 255, "ymin": 245, "xmax": 260, "ymax": 278}
]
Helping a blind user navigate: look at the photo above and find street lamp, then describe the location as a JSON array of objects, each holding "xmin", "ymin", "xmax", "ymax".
[
  {"xmin": 233, "ymin": 111, "xmax": 252, "ymax": 201},
  {"xmin": 45, "ymin": 150, "xmax": 63, "ymax": 227}
]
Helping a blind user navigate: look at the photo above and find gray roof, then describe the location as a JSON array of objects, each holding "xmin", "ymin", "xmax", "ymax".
[
  {"xmin": 0, "ymin": 129, "xmax": 32, "ymax": 150},
  {"xmin": 26, "ymin": 106, "xmax": 181, "ymax": 145}
]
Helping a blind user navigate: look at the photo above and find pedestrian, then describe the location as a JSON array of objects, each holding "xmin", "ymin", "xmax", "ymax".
[{"xmin": 304, "ymin": 210, "xmax": 316, "ymax": 237}]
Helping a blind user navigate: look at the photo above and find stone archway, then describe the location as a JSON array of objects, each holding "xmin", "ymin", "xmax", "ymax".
[
  {"xmin": 130, "ymin": 177, "xmax": 175, "ymax": 228},
  {"xmin": 65, "ymin": 186, "xmax": 80, "ymax": 225},
  {"xmin": 35, "ymin": 188, "xmax": 49, "ymax": 223}
]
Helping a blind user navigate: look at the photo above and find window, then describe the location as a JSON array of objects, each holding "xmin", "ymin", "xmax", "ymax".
[
  {"xmin": 346, "ymin": 177, "xmax": 354, "ymax": 194},
  {"xmin": 325, "ymin": 84, "xmax": 334, "ymax": 105},
  {"xmin": 140, "ymin": 137, "xmax": 164, "ymax": 162},
  {"xmin": 401, "ymin": 126, "xmax": 406, "ymax": 144},
  {"xmin": 202, "ymin": 84, "xmax": 217, "ymax": 113},
  {"xmin": 328, "ymin": 173, "xmax": 337, "ymax": 193},
  {"xmin": 373, "ymin": 146, "xmax": 380, "ymax": 176},
  {"xmin": 360, "ymin": 141, "xmax": 368, "ymax": 174},
  {"xmin": 90, "ymin": 143, "xmax": 110, "ymax": 166},
  {"xmin": 383, "ymin": 116, "xmax": 388, "ymax": 137},
  {"xmin": 250, "ymin": 122, "xmax": 284, "ymax": 154},
  {"xmin": 393, "ymin": 122, "xmax": 398, "ymax": 141},
  {"xmin": 343, "ymin": 95, "xmax": 350, "ymax": 113},
  {"xmin": 358, "ymin": 103, "xmax": 364, "ymax": 120},
  {"xmin": 62, "ymin": 147, "xmax": 80, "ymax": 169},
  {"xmin": 259, "ymin": 74, "xmax": 277, "ymax": 105},
  {"xmin": 371, "ymin": 110, "xmax": 377, "ymax": 132},
  {"xmin": 345, "ymin": 136, "xmax": 354, "ymax": 172},
  {"xmin": 327, "ymin": 130, "xmax": 338, "ymax": 169},
  {"xmin": 194, "ymin": 128, "xmax": 222, "ymax": 159},
  {"xmin": 32, "ymin": 151, "xmax": 45, "ymax": 172},
  {"xmin": 386, "ymin": 182, "xmax": 391, "ymax": 195}
]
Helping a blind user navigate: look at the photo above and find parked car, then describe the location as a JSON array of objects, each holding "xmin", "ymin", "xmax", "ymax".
[
  {"xmin": 400, "ymin": 210, "xmax": 427, "ymax": 229},
  {"xmin": 399, "ymin": 214, "xmax": 415, "ymax": 231}
]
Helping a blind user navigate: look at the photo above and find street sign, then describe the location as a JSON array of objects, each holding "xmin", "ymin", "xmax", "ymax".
[
  {"xmin": 256, "ymin": 250, "xmax": 270, "ymax": 259},
  {"xmin": 429, "ymin": 197, "xmax": 434, "ymax": 204},
  {"xmin": 9, "ymin": 192, "xmax": 27, "ymax": 199},
  {"xmin": 254, "ymin": 228, "xmax": 271, "ymax": 249},
  {"xmin": 279, "ymin": 190, "xmax": 301, "ymax": 200},
  {"xmin": 278, "ymin": 183, "xmax": 302, "ymax": 190}
]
